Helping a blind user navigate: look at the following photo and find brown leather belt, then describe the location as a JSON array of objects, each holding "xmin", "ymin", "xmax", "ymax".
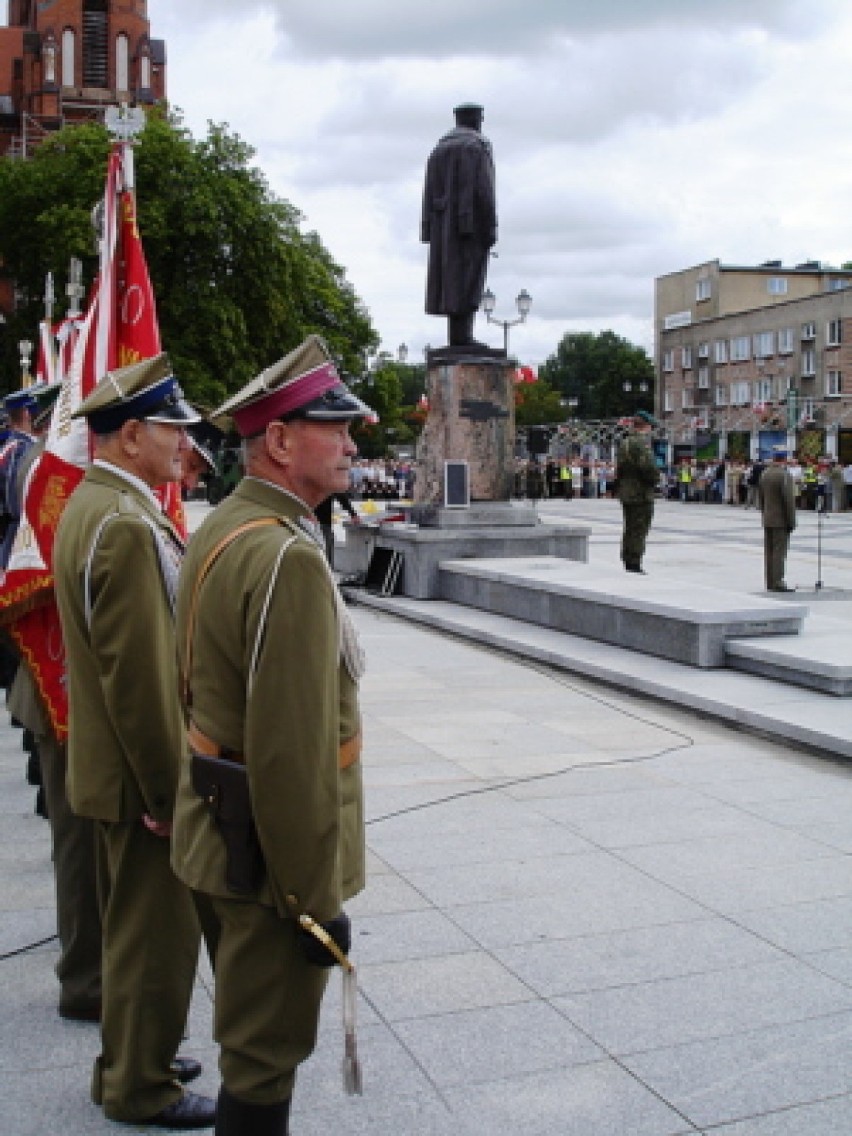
[{"xmin": 188, "ymin": 722, "xmax": 361, "ymax": 771}]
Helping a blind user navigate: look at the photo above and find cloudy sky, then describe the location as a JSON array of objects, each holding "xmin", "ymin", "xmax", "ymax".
[{"xmin": 146, "ymin": 0, "xmax": 852, "ymax": 370}]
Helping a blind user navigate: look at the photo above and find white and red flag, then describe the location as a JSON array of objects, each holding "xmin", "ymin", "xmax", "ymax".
[{"xmin": 0, "ymin": 138, "xmax": 182, "ymax": 738}]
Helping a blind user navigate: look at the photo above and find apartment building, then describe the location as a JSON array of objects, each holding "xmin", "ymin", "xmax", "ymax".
[{"xmin": 655, "ymin": 259, "xmax": 852, "ymax": 463}]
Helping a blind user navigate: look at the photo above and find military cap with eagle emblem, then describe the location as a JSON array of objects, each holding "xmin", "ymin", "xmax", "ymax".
[{"xmin": 73, "ymin": 353, "xmax": 200, "ymax": 434}]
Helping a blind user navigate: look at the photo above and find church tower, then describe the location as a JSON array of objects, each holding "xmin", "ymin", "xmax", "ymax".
[{"xmin": 0, "ymin": 1, "xmax": 167, "ymax": 156}]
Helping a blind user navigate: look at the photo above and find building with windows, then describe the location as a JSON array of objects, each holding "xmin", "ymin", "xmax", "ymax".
[
  {"xmin": 0, "ymin": 2, "xmax": 166, "ymax": 317},
  {"xmin": 655, "ymin": 259, "xmax": 852, "ymax": 463},
  {"xmin": 0, "ymin": 1, "xmax": 166, "ymax": 158}
]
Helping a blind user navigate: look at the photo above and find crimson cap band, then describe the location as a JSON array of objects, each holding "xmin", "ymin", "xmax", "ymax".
[
  {"xmin": 214, "ymin": 334, "xmax": 374, "ymax": 436},
  {"xmin": 232, "ymin": 362, "xmax": 341, "ymax": 435}
]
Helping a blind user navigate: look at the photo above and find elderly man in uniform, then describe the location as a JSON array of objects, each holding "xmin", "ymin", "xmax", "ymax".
[
  {"xmin": 171, "ymin": 334, "xmax": 369, "ymax": 1135},
  {"xmin": 616, "ymin": 410, "xmax": 659, "ymax": 573},
  {"xmin": 53, "ymin": 355, "xmax": 215, "ymax": 1130},
  {"xmin": 758, "ymin": 446, "xmax": 797, "ymax": 592}
]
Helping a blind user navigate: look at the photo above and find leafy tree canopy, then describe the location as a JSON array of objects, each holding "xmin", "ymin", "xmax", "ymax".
[
  {"xmin": 538, "ymin": 330, "xmax": 654, "ymax": 420},
  {"xmin": 0, "ymin": 109, "xmax": 379, "ymax": 407},
  {"xmin": 514, "ymin": 377, "xmax": 565, "ymax": 427}
]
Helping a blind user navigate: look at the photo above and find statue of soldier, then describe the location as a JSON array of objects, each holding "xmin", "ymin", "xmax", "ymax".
[
  {"xmin": 616, "ymin": 411, "xmax": 659, "ymax": 573},
  {"xmin": 421, "ymin": 103, "xmax": 497, "ymax": 348}
]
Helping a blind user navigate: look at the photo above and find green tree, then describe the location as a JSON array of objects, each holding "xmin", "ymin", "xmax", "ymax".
[
  {"xmin": 350, "ymin": 361, "xmax": 417, "ymax": 457},
  {"xmin": 514, "ymin": 377, "xmax": 565, "ymax": 427},
  {"xmin": 539, "ymin": 330, "xmax": 654, "ymax": 419},
  {"xmin": 0, "ymin": 111, "xmax": 378, "ymax": 405}
]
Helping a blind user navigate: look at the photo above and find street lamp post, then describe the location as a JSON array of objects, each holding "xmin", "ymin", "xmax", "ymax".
[
  {"xmin": 18, "ymin": 339, "xmax": 32, "ymax": 388},
  {"xmin": 481, "ymin": 287, "xmax": 532, "ymax": 354}
]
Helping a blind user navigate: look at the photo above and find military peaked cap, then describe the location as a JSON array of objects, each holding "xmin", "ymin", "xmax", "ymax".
[
  {"xmin": 214, "ymin": 334, "xmax": 373, "ymax": 437},
  {"xmin": 74, "ymin": 353, "xmax": 200, "ymax": 434}
]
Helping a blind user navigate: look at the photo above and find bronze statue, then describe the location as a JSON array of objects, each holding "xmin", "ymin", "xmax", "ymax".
[{"xmin": 421, "ymin": 104, "xmax": 497, "ymax": 349}]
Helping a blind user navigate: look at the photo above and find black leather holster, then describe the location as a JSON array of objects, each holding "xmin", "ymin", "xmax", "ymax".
[{"xmin": 190, "ymin": 752, "xmax": 264, "ymax": 895}]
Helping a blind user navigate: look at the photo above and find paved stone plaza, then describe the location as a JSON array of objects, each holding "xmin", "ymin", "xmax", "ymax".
[{"xmin": 3, "ymin": 497, "xmax": 852, "ymax": 1133}]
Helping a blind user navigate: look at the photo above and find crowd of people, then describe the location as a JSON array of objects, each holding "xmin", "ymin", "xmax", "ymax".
[
  {"xmin": 663, "ymin": 456, "xmax": 852, "ymax": 512},
  {"xmin": 509, "ymin": 452, "xmax": 852, "ymax": 513}
]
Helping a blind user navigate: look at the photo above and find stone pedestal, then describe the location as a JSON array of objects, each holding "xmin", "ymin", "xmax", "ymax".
[{"xmin": 414, "ymin": 355, "xmax": 515, "ymax": 508}]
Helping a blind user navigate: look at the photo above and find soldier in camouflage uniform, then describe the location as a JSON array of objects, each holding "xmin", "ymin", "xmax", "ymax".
[{"xmin": 616, "ymin": 412, "xmax": 658, "ymax": 573}]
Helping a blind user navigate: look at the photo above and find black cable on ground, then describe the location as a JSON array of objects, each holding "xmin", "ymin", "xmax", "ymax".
[
  {"xmin": 0, "ymin": 933, "xmax": 58, "ymax": 962},
  {"xmin": 366, "ymin": 642, "xmax": 697, "ymax": 826}
]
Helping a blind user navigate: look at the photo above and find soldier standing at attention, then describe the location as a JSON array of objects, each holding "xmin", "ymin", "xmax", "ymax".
[
  {"xmin": 53, "ymin": 355, "xmax": 215, "ymax": 1130},
  {"xmin": 616, "ymin": 411, "xmax": 659, "ymax": 574},
  {"xmin": 758, "ymin": 446, "xmax": 797, "ymax": 592},
  {"xmin": 171, "ymin": 335, "xmax": 369, "ymax": 1135}
]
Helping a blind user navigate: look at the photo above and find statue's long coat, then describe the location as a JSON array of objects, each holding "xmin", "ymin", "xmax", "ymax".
[{"xmin": 421, "ymin": 127, "xmax": 497, "ymax": 316}]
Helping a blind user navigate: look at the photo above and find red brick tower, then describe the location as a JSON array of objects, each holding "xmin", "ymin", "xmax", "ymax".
[{"xmin": 0, "ymin": 1, "xmax": 167, "ymax": 157}]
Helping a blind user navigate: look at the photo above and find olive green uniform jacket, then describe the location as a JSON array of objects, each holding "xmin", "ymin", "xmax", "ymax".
[
  {"xmin": 54, "ymin": 464, "xmax": 186, "ymax": 822},
  {"xmin": 616, "ymin": 434, "xmax": 658, "ymax": 505},
  {"xmin": 171, "ymin": 477, "xmax": 366, "ymax": 923}
]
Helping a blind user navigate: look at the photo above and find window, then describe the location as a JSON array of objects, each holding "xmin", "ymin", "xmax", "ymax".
[
  {"xmin": 801, "ymin": 348, "xmax": 816, "ymax": 377},
  {"xmin": 731, "ymin": 381, "xmax": 751, "ymax": 407},
  {"xmin": 828, "ymin": 278, "xmax": 849, "ymax": 292},
  {"xmin": 778, "ymin": 327, "xmax": 794, "ymax": 354},
  {"xmin": 116, "ymin": 33, "xmax": 129, "ymax": 92},
  {"xmin": 714, "ymin": 339, "xmax": 728, "ymax": 364},
  {"xmin": 730, "ymin": 336, "xmax": 750, "ymax": 362},
  {"xmin": 681, "ymin": 346, "xmax": 693, "ymax": 369},
  {"xmin": 753, "ymin": 378, "xmax": 772, "ymax": 403},
  {"xmin": 801, "ymin": 322, "xmax": 816, "ymax": 340},
  {"xmin": 697, "ymin": 366, "xmax": 710, "ymax": 389},
  {"xmin": 663, "ymin": 349, "xmax": 674, "ymax": 373},
  {"xmin": 826, "ymin": 370, "xmax": 842, "ymax": 397},
  {"xmin": 83, "ymin": 0, "xmax": 108, "ymax": 88},
  {"xmin": 767, "ymin": 277, "xmax": 788, "ymax": 295},
  {"xmin": 681, "ymin": 389, "xmax": 694, "ymax": 409},
  {"xmin": 140, "ymin": 46, "xmax": 151, "ymax": 89},
  {"xmin": 753, "ymin": 331, "xmax": 775, "ymax": 359},
  {"xmin": 827, "ymin": 318, "xmax": 842, "ymax": 347},
  {"xmin": 800, "ymin": 396, "xmax": 815, "ymax": 420},
  {"xmin": 697, "ymin": 342, "xmax": 710, "ymax": 360},
  {"xmin": 696, "ymin": 278, "xmax": 711, "ymax": 302},
  {"xmin": 61, "ymin": 28, "xmax": 75, "ymax": 87},
  {"xmin": 695, "ymin": 408, "xmax": 710, "ymax": 428},
  {"xmin": 664, "ymin": 389, "xmax": 672, "ymax": 413},
  {"xmin": 715, "ymin": 384, "xmax": 728, "ymax": 406},
  {"xmin": 775, "ymin": 376, "xmax": 790, "ymax": 402}
]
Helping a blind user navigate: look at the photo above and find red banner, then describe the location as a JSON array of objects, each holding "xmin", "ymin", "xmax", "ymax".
[{"xmin": 0, "ymin": 140, "xmax": 182, "ymax": 735}]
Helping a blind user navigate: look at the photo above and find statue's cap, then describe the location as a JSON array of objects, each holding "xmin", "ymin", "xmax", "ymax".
[{"xmin": 213, "ymin": 334, "xmax": 373, "ymax": 437}]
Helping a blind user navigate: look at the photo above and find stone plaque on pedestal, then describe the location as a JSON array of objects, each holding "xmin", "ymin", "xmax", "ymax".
[{"xmin": 414, "ymin": 354, "xmax": 515, "ymax": 514}]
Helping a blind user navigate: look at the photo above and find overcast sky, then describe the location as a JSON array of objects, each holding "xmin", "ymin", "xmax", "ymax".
[{"xmin": 146, "ymin": 0, "xmax": 852, "ymax": 370}]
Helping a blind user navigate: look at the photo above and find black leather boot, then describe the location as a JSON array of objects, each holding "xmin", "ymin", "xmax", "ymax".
[{"xmin": 215, "ymin": 1086, "xmax": 290, "ymax": 1135}]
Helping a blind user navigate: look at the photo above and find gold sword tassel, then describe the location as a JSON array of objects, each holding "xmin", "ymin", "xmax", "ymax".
[{"xmin": 296, "ymin": 911, "xmax": 363, "ymax": 1096}]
